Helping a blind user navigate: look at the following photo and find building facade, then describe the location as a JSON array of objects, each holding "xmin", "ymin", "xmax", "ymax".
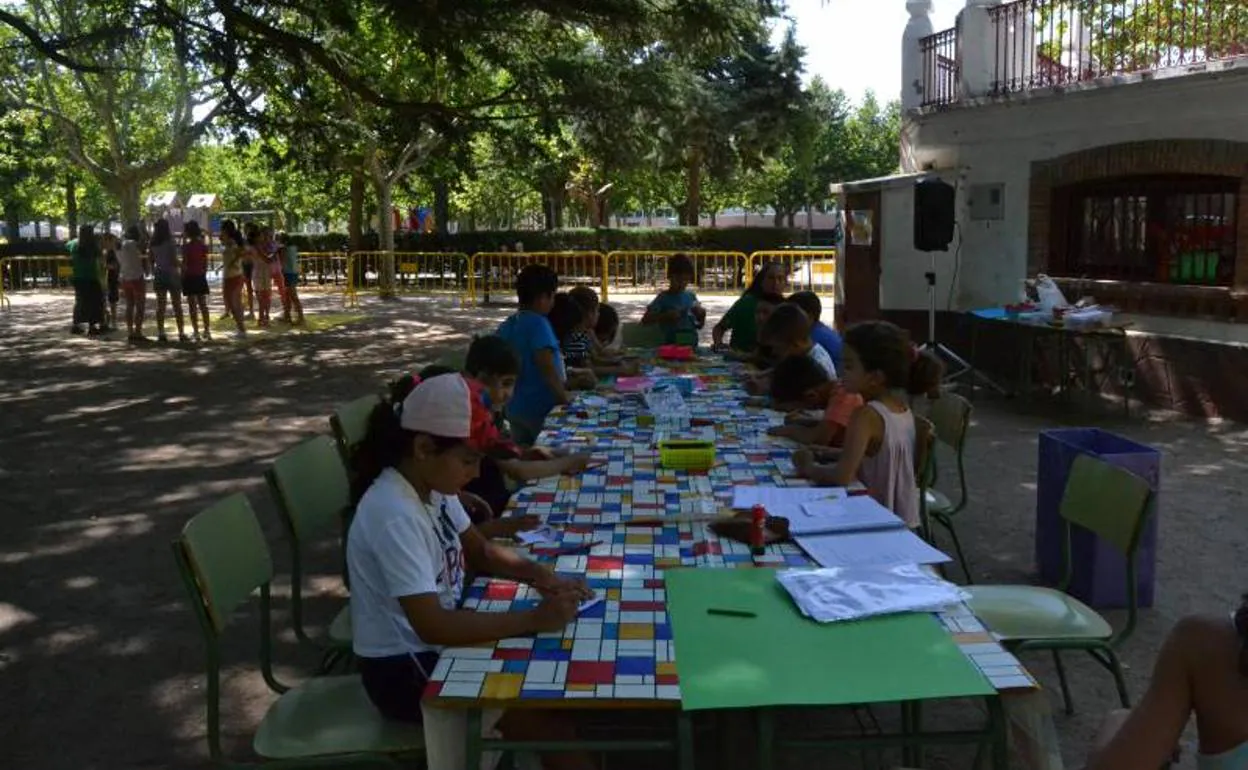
[{"xmin": 844, "ymin": 0, "xmax": 1248, "ymax": 418}]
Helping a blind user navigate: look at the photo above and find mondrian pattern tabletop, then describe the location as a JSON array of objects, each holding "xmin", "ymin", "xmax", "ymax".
[{"xmin": 427, "ymin": 360, "xmax": 1038, "ymax": 707}]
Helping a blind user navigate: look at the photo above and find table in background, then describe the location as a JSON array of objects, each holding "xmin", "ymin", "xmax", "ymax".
[{"xmin": 969, "ymin": 308, "xmax": 1136, "ymax": 415}]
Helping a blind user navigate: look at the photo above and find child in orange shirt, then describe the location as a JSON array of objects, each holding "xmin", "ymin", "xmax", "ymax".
[{"xmin": 766, "ymin": 354, "xmax": 863, "ymax": 449}]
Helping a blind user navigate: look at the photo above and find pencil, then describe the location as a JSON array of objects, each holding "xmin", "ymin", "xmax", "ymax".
[{"xmin": 706, "ymin": 608, "xmax": 757, "ymax": 618}]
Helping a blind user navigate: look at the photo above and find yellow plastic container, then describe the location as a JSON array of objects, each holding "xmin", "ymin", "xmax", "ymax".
[{"xmin": 658, "ymin": 440, "xmax": 716, "ymax": 471}]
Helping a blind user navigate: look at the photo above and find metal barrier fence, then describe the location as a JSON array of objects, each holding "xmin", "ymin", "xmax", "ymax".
[
  {"xmin": 750, "ymin": 250, "xmax": 838, "ymax": 297},
  {"xmin": 350, "ymin": 252, "xmax": 470, "ymax": 300},
  {"xmin": 604, "ymin": 251, "xmax": 750, "ymax": 297},
  {"xmin": 468, "ymin": 252, "xmax": 606, "ymax": 304},
  {"xmin": 1, "ymin": 255, "xmax": 76, "ymax": 293},
  {"xmin": 0, "ymin": 248, "xmax": 838, "ymax": 311}
]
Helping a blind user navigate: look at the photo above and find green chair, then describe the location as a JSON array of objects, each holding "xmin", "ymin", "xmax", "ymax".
[
  {"xmin": 330, "ymin": 394, "xmax": 382, "ymax": 471},
  {"xmin": 265, "ymin": 435, "xmax": 354, "ymax": 663},
  {"xmin": 173, "ymin": 493, "xmax": 424, "ymax": 766},
  {"xmin": 966, "ymin": 453, "xmax": 1153, "ymax": 715},
  {"xmin": 923, "ymin": 392, "xmax": 975, "ymax": 583},
  {"xmin": 620, "ymin": 322, "xmax": 665, "ymax": 348}
]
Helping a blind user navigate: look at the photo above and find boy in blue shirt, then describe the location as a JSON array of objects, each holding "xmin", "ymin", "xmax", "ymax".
[
  {"xmin": 642, "ymin": 253, "xmax": 705, "ymax": 344},
  {"xmin": 788, "ymin": 290, "xmax": 844, "ymax": 375},
  {"xmin": 496, "ymin": 264, "xmax": 569, "ymax": 446}
]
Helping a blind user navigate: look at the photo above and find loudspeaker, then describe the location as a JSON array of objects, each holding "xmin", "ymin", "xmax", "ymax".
[{"xmin": 914, "ymin": 179, "xmax": 956, "ymax": 252}]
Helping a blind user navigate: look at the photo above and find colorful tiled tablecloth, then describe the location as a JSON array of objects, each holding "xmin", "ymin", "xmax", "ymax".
[{"xmin": 427, "ymin": 361, "xmax": 1038, "ymax": 706}]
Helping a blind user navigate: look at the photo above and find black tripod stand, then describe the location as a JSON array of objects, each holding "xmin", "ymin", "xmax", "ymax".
[{"xmin": 918, "ymin": 251, "xmax": 1007, "ymax": 395}]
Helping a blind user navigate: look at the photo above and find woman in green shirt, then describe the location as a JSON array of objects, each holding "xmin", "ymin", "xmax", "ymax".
[{"xmin": 712, "ymin": 260, "xmax": 789, "ymax": 352}]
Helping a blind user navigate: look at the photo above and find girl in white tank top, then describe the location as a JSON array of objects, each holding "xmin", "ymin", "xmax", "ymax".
[{"xmin": 792, "ymin": 322, "xmax": 942, "ymax": 528}]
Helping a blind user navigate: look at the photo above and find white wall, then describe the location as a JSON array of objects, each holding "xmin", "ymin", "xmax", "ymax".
[
  {"xmin": 878, "ymin": 182, "xmax": 962, "ymax": 312},
  {"xmin": 899, "ymin": 66, "xmax": 1248, "ymax": 310}
]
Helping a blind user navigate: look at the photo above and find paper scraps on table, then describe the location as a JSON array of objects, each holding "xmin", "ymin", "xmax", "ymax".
[
  {"xmin": 515, "ymin": 525, "xmax": 559, "ymax": 546},
  {"xmin": 787, "ymin": 496, "xmax": 906, "ymax": 536}
]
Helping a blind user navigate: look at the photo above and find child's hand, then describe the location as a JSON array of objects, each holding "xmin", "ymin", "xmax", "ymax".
[
  {"xmin": 523, "ymin": 446, "xmax": 558, "ymax": 461},
  {"xmin": 792, "ymin": 448, "xmax": 816, "ymax": 477},
  {"xmin": 768, "ymin": 425, "xmax": 795, "ymax": 438},
  {"xmin": 532, "ymin": 593, "xmax": 579, "ymax": 632},
  {"xmin": 536, "ymin": 573, "xmax": 593, "ymax": 601},
  {"xmin": 495, "ymin": 515, "xmax": 542, "ymax": 538},
  {"xmin": 559, "ymin": 452, "xmax": 595, "ymax": 475},
  {"xmin": 745, "ymin": 377, "xmax": 766, "ymax": 396}
]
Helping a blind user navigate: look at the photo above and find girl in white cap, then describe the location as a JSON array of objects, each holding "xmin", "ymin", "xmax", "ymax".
[{"xmin": 348, "ymin": 373, "xmax": 596, "ymax": 770}]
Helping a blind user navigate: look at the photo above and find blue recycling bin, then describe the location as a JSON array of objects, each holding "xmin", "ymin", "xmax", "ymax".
[{"xmin": 1035, "ymin": 428, "xmax": 1160, "ymax": 609}]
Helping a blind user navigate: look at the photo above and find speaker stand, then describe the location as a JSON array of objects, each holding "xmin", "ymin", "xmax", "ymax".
[{"xmin": 919, "ymin": 252, "xmax": 1008, "ymax": 395}]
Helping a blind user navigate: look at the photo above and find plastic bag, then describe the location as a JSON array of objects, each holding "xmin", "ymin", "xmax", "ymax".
[
  {"xmin": 1033, "ymin": 274, "xmax": 1069, "ymax": 312},
  {"xmin": 776, "ymin": 565, "xmax": 968, "ymax": 623}
]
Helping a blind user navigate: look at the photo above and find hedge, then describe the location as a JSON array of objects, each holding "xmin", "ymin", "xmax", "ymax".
[{"xmin": 288, "ymin": 227, "xmax": 821, "ymax": 255}]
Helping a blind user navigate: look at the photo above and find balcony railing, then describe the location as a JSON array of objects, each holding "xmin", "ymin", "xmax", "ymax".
[
  {"xmin": 919, "ymin": 26, "xmax": 960, "ymax": 108},
  {"xmin": 918, "ymin": 0, "xmax": 1247, "ymax": 107},
  {"xmin": 991, "ymin": 0, "xmax": 1247, "ymax": 95}
]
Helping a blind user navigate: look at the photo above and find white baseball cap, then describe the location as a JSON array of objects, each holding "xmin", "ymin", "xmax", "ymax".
[{"xmin": 398, "ymin": 373, "xmax": 492, "ymax": 450}]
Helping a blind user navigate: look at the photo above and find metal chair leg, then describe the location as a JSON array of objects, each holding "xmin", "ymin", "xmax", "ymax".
[
  {"xmin": 1100, "ymin": 646, "xmax": 1132, "ymax": 708},
  {"xmin": 937, "ymin": 513, "xmax": 974, "ymax": 584},
  {"xmin": 1052, "ymin": 650, "xmax": 1074, "ymax": 715}
]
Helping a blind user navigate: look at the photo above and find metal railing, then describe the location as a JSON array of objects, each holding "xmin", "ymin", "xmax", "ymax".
[
  {"xmin": 990, "ymin": 0, "xmax": 1248, "ymax": 95},
  {"xmin": 750, "ymin": 251, "xmax": 839, "ymax": 297},
  {"xmin": 467, "ymin": 252, "xmax": 607, "ymax": 304},
  {"xmin": 0, "ymin": 255, "xmax": 76, "ymax": 293},
  {"xmin": 604, "ymin": 251, "xmax": 750, "ymax": 296},
  {"xmin": 920, "ymin": 26, "xmax": 961, "ymax": 108}
]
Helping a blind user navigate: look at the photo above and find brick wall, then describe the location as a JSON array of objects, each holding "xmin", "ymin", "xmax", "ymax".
[{"xmin": 1028, "ymin": 139, "xmax": 1248, "ymax": 316}]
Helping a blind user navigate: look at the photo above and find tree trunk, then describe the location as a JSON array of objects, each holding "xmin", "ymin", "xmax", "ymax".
[
  {"xmin": 710, "ymin": 210, "xmax": 718, "ymax": 228},
  {"xmin": 683, "ymin": 148, "xmax": 702, "ymax": 227},
  {"xmin": 65, "ymin": 175, "xmax": 78, "ymax": 234},
  {"xmin": 4, "ymin": 201, "xmax": 20, "ymax": 242},
  {"xmin": 371, "ymin": 175, "xmax": 396, "ymax": 298},
  {"xmin": 787, "ymin": 211, "xmax": 796, "ymax": 229},
  {"xmin": 116, "ymin": 179, "xmax": 142, "ymax": 228},
  {"xmin": 348, "ymin": 169, "xmax": 365, "ymax": 251},
  {"xmin": 773, "ymin": 209, "xmax": 785, "ymax": 228},
  {"xmin": 434, "ymin": 179, "xmax": 450, "ymax": 236}
]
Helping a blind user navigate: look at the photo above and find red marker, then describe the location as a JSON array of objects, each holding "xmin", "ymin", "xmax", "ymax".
[{"xmin": 750, "ymin": 504, "xmax": 767, "ymax": 556}]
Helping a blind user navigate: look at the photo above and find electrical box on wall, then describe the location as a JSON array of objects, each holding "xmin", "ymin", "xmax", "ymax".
[{"xmin": 968, "ymin": 183, "xmax": 1005, "ymax": 221}]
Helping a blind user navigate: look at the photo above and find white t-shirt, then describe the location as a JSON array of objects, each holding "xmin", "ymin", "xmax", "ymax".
[
  {"xmin": 807, "ymin": 342, "xmax": 838, "ymax": 379},
  {"xmin": 118, "ymin": 239, "xmax": 144, "ymax": 281},
  {"xmin": 347, "ymin": 468, "xmax": 472, "ymax": 658}
]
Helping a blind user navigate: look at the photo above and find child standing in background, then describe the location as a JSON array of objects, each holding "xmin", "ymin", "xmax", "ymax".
[
  {"xmin": 262, "ymin": 226, "xmax": 286, "ymax": 320},
  {"xmin": 150, "ymin": 218, "xmax": 187, "ymax": 343},
  {"xmin": 103, "ymin": 234, "xmax": 120, "ymax": 331},
  {"xmin": 181, "ymin": 221, "xmax": 211, "ymax": 341},
  {"xmin": 642, "ymin": 253, "xmax": 705, "ymax": 343},
  {"xmin": 248, "ymin": 228, "xmax": 273, "ymax": 327},
  {"xmin": 277, "ymin": 232, "xmax": 305, "ymax": 325},
  {"xmin": 495, "ymin": 265, "xmax": 569, "ymax": 446},
  {"xmin": 219, "ymin": 220, "xmax": 248, "ymax": 339},
  {"xmin": 792, "ymin": 321, "xmax": 942, "ymax": 529},
  {"xmin": 118, "ymin": 225, "xmax": 147, "ymax": 342}
]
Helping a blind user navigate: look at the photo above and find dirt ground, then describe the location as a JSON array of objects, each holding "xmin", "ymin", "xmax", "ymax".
[{"xmin": 1, "ymin": 290, "xmax": 1245, "ymax": 770}]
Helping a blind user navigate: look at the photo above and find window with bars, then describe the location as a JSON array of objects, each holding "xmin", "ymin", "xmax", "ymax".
[{"xmin": 1054, "ymin": 176, "xmax": 1238, "ymax": 286}]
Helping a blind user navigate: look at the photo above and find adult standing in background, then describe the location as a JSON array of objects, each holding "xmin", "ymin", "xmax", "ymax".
[
  {"xmin": 69, "ymin": 225, "xmax": 106, "ymax": 336},
  {"xmin": 711, "ymin": 260, "xmax": 789, "ymax": 354}
]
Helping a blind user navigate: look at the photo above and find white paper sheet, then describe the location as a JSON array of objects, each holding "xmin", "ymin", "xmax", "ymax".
[
  {"xmin": 789, "ymin": 496, "xmax": 906, "ymax": 536},
  {"xmin": 730, "ymin": 485, "xmax": 846, "ymax": 510},
  {"xmin": 515, "ymin": 525, "xmax": 559, "ymax": 546},
  {"xmin": 795, "ymin": 528, "xmax": 952, "ymax": 569}
]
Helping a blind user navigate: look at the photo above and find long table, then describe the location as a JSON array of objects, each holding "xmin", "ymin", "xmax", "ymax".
[{"xmin": 425, "ymin": 360, "xmax": 1038, "ymax": 768}]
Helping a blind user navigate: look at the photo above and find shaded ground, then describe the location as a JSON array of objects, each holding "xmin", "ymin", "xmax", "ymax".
[{"xmin": 1, "ymin": 291, "xmax": 1245, "ymax": 769}]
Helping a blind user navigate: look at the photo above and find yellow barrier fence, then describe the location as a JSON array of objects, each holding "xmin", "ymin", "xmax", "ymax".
[
  {"xmin": 605, "ymin": 250, "xmax": 750, "ymax": 298},
  {"xmin": 350, "ymin": 251, "xmax": 470, "ymax": 300},
  {"xmin": 749, "ymin": 250, "xmax": 838, "ymax": 297},
  {"xmin": 297, "ymin": 252, "xmax": 355, "ymax": 307},
  {"xmin": 468, "ymin": 252, "xmax": 606, "ymax": 304},
  {"xmin": 1, "ymin": 255, "xmax": 76, "ymax": 293}
]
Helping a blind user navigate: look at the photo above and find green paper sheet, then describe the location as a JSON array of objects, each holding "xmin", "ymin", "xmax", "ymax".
[{"xmin": 665, "ymin": 567, "xmax": 995, "ymax": 711}]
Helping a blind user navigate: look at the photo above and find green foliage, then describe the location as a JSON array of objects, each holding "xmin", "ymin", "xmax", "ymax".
[{"xmin": 287, "ymin": 227, "xmax": 804, "ymax": 255}]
